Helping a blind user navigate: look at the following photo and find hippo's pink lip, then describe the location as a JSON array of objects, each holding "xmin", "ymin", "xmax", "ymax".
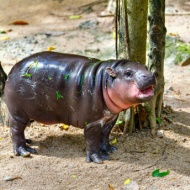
[{"xmin": 139, "ymin": 86, "xmax": 154, "ymax": 99}]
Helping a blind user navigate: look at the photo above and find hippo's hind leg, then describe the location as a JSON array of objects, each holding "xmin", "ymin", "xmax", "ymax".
[
  {"xmin": 100, "ymin": 117, "xmax": 118, "ymax": 154},
  {"xmin": 9, "ymin": 114, "xmax": 36, "ymax": 157}
]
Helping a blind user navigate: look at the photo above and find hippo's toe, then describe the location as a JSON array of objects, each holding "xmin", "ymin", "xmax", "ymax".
[
  {"xmin": 86, "ymin": 151, "xmax": 111, "ymax": 164},
  {"xmin": 14, "ymin": 145, "xmax": 36, "ymax": 157},
  {"xmin": 100, "ymin": 143, "xmax": 118, "ymax": 155}
]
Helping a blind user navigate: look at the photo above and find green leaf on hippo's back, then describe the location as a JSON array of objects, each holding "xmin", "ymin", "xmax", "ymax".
[
  {"xmin": 64, "ymin": 73, "xmax": 69, "ymax": 80},
  {"xmin": 56, "ymin": 91, "xmax": 63, "ymax": 100},
  {"xmin": 22, "ymin": 73, "xmax": 31, "ymax": 78},
  {"xmin": 152, "ymin": 169, "xmax": 170, "ymax": 177},
  {"xmin": 48, "ymin": 76, "xmax": 52, "ymax": 80}
]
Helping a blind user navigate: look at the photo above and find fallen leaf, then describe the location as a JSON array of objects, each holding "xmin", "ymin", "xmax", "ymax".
[
  {"xmin": 168, "ymin": 32, "xmax": 179, "ymax": 37},
  {"xmin": 124, "ymin": 178, "xmax": 130, "ymax": 185},
  {"xmin": 108, "ymin": 184, "xmax": 115, "ymax": 190},
  {"xmin": 112, "ymin": 31, "xmax": 116, "ymax": 39},
  {"xmin": 116, "ymin": 120, "xmax": 122, "ymax": 125},
  {"xmin": 0, "ymin": 137, "xmax": 2, "ymax": 140},
  {"xmin": 152, "ymin": 169, "xmax": 170, "ymax": 177},
  {"xmin": 61, "ymin": 124, "xmax": 69, "ymax": 131},
  {"xmin": 0, "ymin": 37, "xmax": 9, "ymax": 40},
  {"xmin": 68, "ymin": 15, "xmax": 82, "ymax": 19},
  {"xmin": 156, "ymin": 117, "xmax": 162, "ymax": 124},
  {"xmin": 47, "ymin": 46, "xmax": 56, "ymax": 51},
  {"xmin": 71, "ymin": 174, "xmax": 77, "ymax": 179},
  {"xmin": 4, "ymin": 176, "xmax": 22, "ymax": 181},
  {"xmin": 11, "ymin": 20, "xmax": 29, "ymax": 25},
  {"xmin": 111, "ymin": 138, "xmax": 117, "ymax": 145},
  {"xmin": 0, "ymin": 30, "xmax": 6, "ymax": 34}
]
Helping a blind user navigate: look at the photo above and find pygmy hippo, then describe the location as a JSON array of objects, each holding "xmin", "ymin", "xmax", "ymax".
[{"xmin": 3, "ymin": 52, "xmax": 156, "ymax": 163}]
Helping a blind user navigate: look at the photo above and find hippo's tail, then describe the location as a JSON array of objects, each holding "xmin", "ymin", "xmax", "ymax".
[{"xmin": 0, "ymin": 62, "xmax": 7, "ymax": 97}]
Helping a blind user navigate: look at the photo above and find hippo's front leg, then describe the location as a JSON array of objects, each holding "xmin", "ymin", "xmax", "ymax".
[
  {"xmin": 9, "ymin": 115, "xmax": 36, "ymax": 157},
  {"xmin": 100, "ymin": 117, "xmax": 118, "ymax": 154},
  {"xmin": 84, "ymin": 122, "xmax": 105, "ymax": 164}
]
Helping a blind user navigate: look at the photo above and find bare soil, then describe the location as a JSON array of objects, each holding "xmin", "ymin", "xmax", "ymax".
[{"xmin": 0, "ymin": 0, "xmax": 190, "ymax": 190}]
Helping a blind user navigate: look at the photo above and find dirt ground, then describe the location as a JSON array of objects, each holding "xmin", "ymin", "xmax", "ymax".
[{"xmin": 0, "ymin": 0, "xmax": 190, "ymax": 190}]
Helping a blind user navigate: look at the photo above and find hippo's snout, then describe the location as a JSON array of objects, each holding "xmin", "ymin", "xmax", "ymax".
[{"xmin": 136, "ymin": 71, "xmax": 156, "ymax": 90}]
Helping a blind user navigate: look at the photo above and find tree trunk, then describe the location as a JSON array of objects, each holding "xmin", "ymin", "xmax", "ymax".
[
  {"xmin": 127, "ymin": 0, "xmax": 148, "ymax": 64},
  {"xmin": 115, "ymin": 0, "xmax": 148, "ymax": 135},
  {"xmin": 116, "ymin": 0, "xmax": 148, "ymax": 62},
  {"xmin": 116, "ymin": 0, "xmax": 130, "ymax": 60},
  {"xmin": 146, "ymin": 0, "xmax": 166, "ymax": 134}
]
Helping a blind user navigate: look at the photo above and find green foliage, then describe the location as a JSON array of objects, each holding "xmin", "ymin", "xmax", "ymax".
[
  {"xmin": 56, "ymin": 91, "xmax": 63, "ymax": 100},
  {"xmin": 21, "ymin": 58, "xmax": 39, "ymax": 78},
  {"xmin": 48, "ymin": 76, "xmax": 52, "ymax": 80},
  {"xmin": 152, "ymin": 169, "xmax": 170, "ymax": 177},
  {"xmin": 165, "ymin": 36, "xmax": 190, "ymax": 65},
  {"xmin": 0, "ymin": 30, "xmax": 6, "ymax": 34},
  {"xmin": 64, "ymin": 73, "xmax": 70, "ymax": 80},
  {"xmin": 177, "ymin": 44, "xmax": 190, "ymax": 54},
  {"xmin": 156, "ymin": 117, "xmax": 162, "ymax": 124},
  {"xmin": 116, "ymin": 120, "xmax": 123, "ymax": 125},
  {"xmin": 22, "ymin": 73, "xmax": 31, "ymax": 78}
]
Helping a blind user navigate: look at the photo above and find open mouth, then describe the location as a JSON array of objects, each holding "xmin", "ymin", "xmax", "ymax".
[{"xmin": 139, "ymin": 86, "xmax": 154, "ymax": 99}]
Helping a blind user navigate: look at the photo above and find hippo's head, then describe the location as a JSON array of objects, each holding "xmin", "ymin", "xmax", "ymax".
[{"xmin": 103, "ymin": 61, "xmax": 156, "ymax": 114}]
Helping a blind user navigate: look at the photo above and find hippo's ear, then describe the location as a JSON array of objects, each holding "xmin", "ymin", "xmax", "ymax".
[{"xmin": 106, "ymin": 67, "xmax": 117, "ymax": 78}]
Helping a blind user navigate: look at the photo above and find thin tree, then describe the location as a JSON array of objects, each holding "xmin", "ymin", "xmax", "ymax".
[
  {"xmin": 146, "ymin": 0, "xmax": 166, "ymax": 134},
  {"xmin": 115, "ymin": 0, "xmax": 166, "ymax": 134}
]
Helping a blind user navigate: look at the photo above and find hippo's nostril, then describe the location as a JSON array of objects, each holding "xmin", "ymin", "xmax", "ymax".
[{"xmin": 142, "ymin": 74, "xmax": 147, "ymax": 79}]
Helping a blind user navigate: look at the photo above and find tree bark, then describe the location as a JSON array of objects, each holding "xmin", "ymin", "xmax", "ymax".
[
  {"xmin": 127, "ymin": 0, "xmax": 148, "ymax": 64},
  {"xmin": 116, "ymin": 0, "xmax": 130, "ymax": 59},
  {"xmin": 115, "ymin": 0, "xmax": 148, "ymax": 135},
  {"xmin": 147, "ymin": 0, "xmax": 166, "ymax": 134},
  {"xmin": 116, "ymin": 0, "xmax": 148, "ymax": 62}
]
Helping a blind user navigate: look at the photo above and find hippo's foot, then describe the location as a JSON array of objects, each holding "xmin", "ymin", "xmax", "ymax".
[
  {"xmin": 14, "ymin": 144, "xmax": 36, "ymax": 157},
  {"xmin": 100, "ymin": 143, "xmax": 118, "ymax": 155},
  {"xmin": 86, "ymin": 151, "xmax": 109, "ymax": 164},
  {"xmin": 25, "ymin": 139, "xmax": 32, "ymax": 144}
]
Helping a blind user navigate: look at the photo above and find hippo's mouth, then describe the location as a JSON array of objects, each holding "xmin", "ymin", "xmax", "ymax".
[{"xmin": 138, "ymin": 86, "xmax": 154, "ymax": 99}]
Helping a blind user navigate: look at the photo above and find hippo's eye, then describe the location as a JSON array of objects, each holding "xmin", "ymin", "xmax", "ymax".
[{"xmin": 125, "ymin": 71, "xmax": 133, "ymax": 78}]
